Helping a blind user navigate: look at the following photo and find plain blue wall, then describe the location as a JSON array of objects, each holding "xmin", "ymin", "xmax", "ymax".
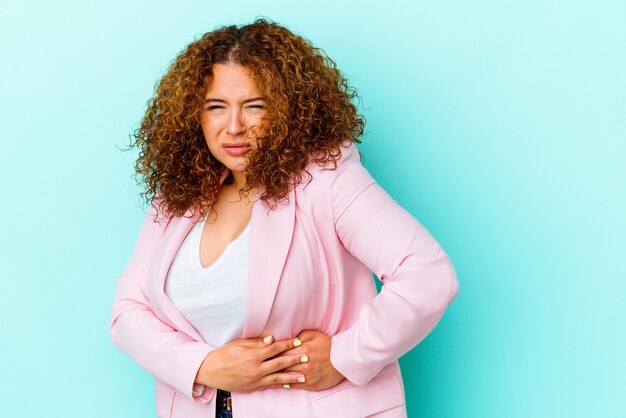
[{"xmin": 1, "ymin": 1, "xmax": 624, "ymax": 417}]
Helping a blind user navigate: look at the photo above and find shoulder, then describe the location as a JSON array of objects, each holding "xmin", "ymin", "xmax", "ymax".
[
  {"xmin": 148, "ymin": 192, "xmax": 199, "ymax": 224},
  {"xmin": 294, "ymin": 143, "xmax": 377, "ymax": 214},
  {"xmin": 305, "ymin": 142, "xmax": 367, "ymax": 183},
  {"xmin": 293, "ymin": 142, "xmax": 365, "ymax": 195},
  {"xmin": 311, "ymin": 142, "xmax": 377, "ymax": 193}
]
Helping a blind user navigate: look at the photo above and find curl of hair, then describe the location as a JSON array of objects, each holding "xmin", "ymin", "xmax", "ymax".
[{"xmin": 127, "ymin": 18, "xmax": 365, "ymax": 219}]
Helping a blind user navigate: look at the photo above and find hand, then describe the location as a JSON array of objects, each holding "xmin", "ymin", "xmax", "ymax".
[
  {"xmin": 194, "ymin": 336, "xmax": 306, "ymax": 392},
  {"xmin": 276, "ymin": 330, "xmax": 345, "ymax": 391}
]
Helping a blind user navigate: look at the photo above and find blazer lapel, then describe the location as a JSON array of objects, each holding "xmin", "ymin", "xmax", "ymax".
[
  {"xmin": 151, "ymin": 212, "xmax": 204, "ymax": 341},
  {"xmin": 150, "ymin": 169, "xmax": 296, "ymax": 343},
  {"xmin": 150, "ymin": 169, "xmax": 231, "ymax": 344},
  {"xmin": 242, "ymin": 187, "xmax": 296, "ymax": 338}
]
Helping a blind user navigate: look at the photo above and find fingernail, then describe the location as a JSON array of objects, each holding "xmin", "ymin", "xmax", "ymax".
[
  {"xmin": 297, "ymin": 376, "xmax": 306, "ymax": 383},
  {"xmin": 293, "ymin": 338, "xmax": 302, "ymax": 347},
  {"xmin": 263, "ymin": 335, "xmax": 273, "ymax": 343},
  {"xmin": 300, "ymin": 355, "xmax": 309, "ymax": 363},
  {"xmin": 283, "ymin": 384, "xmax": 291, "ymax": 389}
]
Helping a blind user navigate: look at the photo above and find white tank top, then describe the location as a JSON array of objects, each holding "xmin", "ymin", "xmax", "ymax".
[{"xmin": 164, "ymin": 214, "xmax": 249, "ymax": 348}]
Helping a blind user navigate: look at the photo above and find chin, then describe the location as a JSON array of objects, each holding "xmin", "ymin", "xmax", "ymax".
[{"xmin": 224, "ymin": 161, "xmax": 248, "ymax": 174}]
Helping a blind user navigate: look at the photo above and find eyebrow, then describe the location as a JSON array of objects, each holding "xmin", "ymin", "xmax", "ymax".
[{"xmin": 204, "ymin": 96, "xmax": 266, "ymax": 104}]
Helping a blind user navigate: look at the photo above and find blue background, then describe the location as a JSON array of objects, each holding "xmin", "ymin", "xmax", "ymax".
[{"xmin": 1, "ymin": 1, "xmax": 624, "ymax": 417}]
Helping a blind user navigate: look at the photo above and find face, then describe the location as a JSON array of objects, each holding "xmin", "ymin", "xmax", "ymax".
[{"xmin": 201, "ymin": 63, "xmax": 266, "ymax": 176}]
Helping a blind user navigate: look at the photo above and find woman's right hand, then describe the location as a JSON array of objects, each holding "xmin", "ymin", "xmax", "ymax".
[{"xmin": 194, "ymin": 336, "xmax": 307, "ymax": 392}]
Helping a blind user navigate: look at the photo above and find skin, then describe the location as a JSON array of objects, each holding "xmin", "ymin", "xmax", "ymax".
[
  {"xmin": 193, "ymin": 63, "xmax": 344, "ymax": 392},
  {"xmin": 200, "ymin": 63, "xmax": 265, "ymax": 190}
]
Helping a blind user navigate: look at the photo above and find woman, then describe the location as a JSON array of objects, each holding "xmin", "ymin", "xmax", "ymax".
[{"xmin": 110, "ymin": 18, "xmax": 458, "ymax": 418}]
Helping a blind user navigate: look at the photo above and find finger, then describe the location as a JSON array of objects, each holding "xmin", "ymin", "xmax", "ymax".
[
  {"xmin": 280, "ymin": 335, "xmax": 323, "ymax": 357},
  {"xmin": 296, "ymin": 330, "xmax": 323, "ymax": 342},
  {"xmin": 258, "ymin": 338, "xmax": 299, "ymax": 360},
  {"xmin": 275, "ymin": 347, "xmax": 304, "ymax": 358},
  {"xmin": 256, "ymin": 372, "xmax": 306, "ymax": 389},
  {"xmin": 237, "ymin": 335, "xmax": 274, "ymax": 349},
  {"xmin": 260, "ymin": 353, "xmax": 309, "ymax": 375},
  {"xmin": 278, "ymin": 381, "xmax": 310, "ymax": 390},
  {"xmin": 277, "ymin": 336, "xmax": 310, "ymax": 356},
  {"xmin": 279, "ymin": 362, "xmax": 311, "ymax": 374},
  {"xmin": 269, "ymin": 352, "xmax": 311, "ymax": 375}
]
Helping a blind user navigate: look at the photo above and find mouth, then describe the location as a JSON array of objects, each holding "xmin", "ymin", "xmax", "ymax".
[{"xmin": 223, "ymin": 143, "xmax": 251, "ymax": 156}]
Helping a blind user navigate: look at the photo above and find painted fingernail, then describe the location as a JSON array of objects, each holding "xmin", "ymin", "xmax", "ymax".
[
  {"xmin": 297, "ymin": 376, "xmax": 306, "ymax": 383},
  {"xmin": 283, "ymin": 384, "xmax": 291, "ymax": 389},
  {"xmin": 263, "ymin": 335, "xmax": 273, "ymax": 343},
  {"xmin": 300, "ymin": 355, "xmax": 309, "ymax": 363},
  {"xmin": 293, "ymin": 338, "xmax": 302, "ymax": 347}
]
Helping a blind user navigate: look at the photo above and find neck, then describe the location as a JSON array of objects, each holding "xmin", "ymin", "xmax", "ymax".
[{"xmin": 231, "ymin": 171, "xmax": 247, "ymax": 190}]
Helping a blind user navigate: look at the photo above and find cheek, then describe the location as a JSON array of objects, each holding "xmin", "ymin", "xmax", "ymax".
[
  {"xmin": 201, "ymin": 120, "xmax": 219, "ymax": 141},
  {"xmin": 249, "ymin": 127, "xmax": 263, "ymax": 144},
  {"xmin": 200, "ymin": 130, "xmax": 220, "ymax": 159},
  {"xmin": 249, "ymin": 115, "xmax": 267, "ymax": 140}
]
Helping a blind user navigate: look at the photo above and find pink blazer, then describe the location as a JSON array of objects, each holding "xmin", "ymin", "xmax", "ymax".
[{"xmin": 109, "ymin": 143, "xmax": 459, "ymax": 418}]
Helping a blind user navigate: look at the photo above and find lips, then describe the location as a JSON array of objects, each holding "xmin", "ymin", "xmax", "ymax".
[{"xmin": 223, "ymin": 143, "xmax": 251, "ymax": 156}]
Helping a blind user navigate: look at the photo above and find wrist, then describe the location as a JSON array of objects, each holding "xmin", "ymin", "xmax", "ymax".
[{"xmin": 194, "ymin": 350, "xmax": 217, "ymax": 387}]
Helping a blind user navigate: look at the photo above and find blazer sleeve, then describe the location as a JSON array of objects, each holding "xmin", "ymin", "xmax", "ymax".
[
  {"xmin": 109, "ymin": 201, "xmax": 215, "ymax": 404},
  {"xmin": 328, "ymin": 144, "xmax": 459, "ymax": 386}
]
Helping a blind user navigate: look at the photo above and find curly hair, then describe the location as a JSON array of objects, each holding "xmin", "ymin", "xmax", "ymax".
[{"xmin": 127, "ymin": 17, "xmax": 365, "ymax": 219}]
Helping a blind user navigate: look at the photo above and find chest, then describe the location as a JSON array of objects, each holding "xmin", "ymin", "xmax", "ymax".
[{"xmin": 198, "ymin": 189, "xmax": 253, "ymax": 268}]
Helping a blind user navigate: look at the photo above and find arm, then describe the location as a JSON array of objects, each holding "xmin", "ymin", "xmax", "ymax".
[
  {"xmin": 328, "ymin": 145, "xmax": 459, "ymax": 386},
  {"xmin": 109, "ymin": 202, "xmax": 216, "ymax": 403}
]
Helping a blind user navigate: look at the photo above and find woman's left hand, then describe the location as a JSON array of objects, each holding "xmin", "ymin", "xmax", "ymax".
[{"xmin": 275, "ymin": 330, "xmax": 345, "ymax": 391}]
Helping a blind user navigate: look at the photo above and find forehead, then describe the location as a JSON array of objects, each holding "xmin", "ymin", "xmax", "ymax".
[{"xmin": 204, "ymin": 63, "xmax": 261, "ymax": 97}]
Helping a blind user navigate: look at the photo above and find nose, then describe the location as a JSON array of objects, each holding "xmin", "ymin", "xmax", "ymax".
[{"xmin": 226, "ymin": 108, "xmax": 246, "ymax": 136}]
